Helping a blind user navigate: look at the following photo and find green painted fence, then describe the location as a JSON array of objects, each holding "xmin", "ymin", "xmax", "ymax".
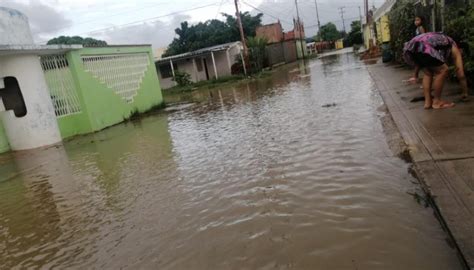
[
  {"xmin": 0, "ymin": 45, "xmax": 163, "ymax": 154},
  {"xmin": 45, "ymin": 45, "xmax": 163, "ymax": 139}
]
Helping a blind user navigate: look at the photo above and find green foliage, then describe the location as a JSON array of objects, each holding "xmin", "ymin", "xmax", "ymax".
[
  {"xmin": 163, "ymin": 12, "xmax": 263, "ymax": 57},
  {"xmin": 319, "ymin": 23, "xmax": 341, "ymax": 41},
  {"xmin": 312, "ymin": 35, "xmax": 321, "ymax": 42},
  {"xmin": 444, "ymin": 5, "xmax": 474, "ymax": 83},
  {"xmin": 247, "ymin": 37, "xmax": 267, "ymax": 73},
  {"xmin": 387, "ymin": 0, "xmax": 416, "ymax": 62},
  {"xmin": 47, "ymin": 36, "xmax": 107, "ymax": 47},
  {"xmin": 344, "ymin": 21, "xmax": 363, "ymax": 46},
  {"xmin": 172, "ymin": 71, "xmax": 192, "ymax": 86}
]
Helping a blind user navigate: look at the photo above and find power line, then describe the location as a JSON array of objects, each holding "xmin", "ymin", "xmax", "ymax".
[
  {"xmin": 40, "ymin": 2, "xmax": 174, "ymax": 35},
  {"xmin": 305, "ymin": 16, "xmax": 360, "ymax": 29},
  {"xmin": 240, "ymin": 0, "xmax": 293, "ymax": 26},
  {"xmin": 38, "ymin": 2, "xmax": 221, "ymax": 43},
  {"xmin": 215, "ymin": 0, "xmax": 228, "ymax": 19},
  {"xmin": 314, "ymin": 0, "xmax": 321, "ymax": 37}
]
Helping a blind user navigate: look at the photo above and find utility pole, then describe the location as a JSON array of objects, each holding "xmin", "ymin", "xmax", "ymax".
[
  {"xmin": 294, "ymin": 0, "xmax": 305, "ymax": 59},
  {"xmin": 234, "ymin": 0, "xmax": 248, "ymax": 75},
  {"xmin": 358, "ymin": 5, "xmax": 364, "ymax": 45},
  {"xmin": 338, "ymin": 6, "xmax": 346, "ymax": 34},
  {"xmin": 314, "ymin": 0, "xmax": 321, "ymax": 40}
]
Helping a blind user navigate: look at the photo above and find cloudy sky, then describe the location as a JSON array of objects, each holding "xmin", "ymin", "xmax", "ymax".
[{"xmin": 3, "ymin": 0, "xmax": 385, "ymax": 48}]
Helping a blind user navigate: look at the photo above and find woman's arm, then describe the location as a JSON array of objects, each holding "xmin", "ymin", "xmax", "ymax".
[{"xmin": 451, "ymin": 45, "xmax": 469, "ymax": 97}]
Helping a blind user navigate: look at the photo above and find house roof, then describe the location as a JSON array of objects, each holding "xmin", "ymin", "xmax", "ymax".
[
  {"xmin": 0, "ymin": 44, "xmax": 82, "ymax": 56},
  {"xmin": 156, "ymin": 41, "xmax": 241, "ymax": 64}
]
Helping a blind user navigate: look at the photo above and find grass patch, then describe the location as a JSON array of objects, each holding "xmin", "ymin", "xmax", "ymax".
[{"xmin": 163, "ymin": 72, "xmax": 272, "ymax": 93}]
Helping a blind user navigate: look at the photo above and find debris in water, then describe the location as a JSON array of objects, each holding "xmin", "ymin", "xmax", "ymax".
[{"xmin": 322, "ymin": 103, "xmax": 337, "ymax": 108}]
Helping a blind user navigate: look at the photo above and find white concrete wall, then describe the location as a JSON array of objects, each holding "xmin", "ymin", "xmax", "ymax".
[
  {"xmin": 156, "ymin": 63, "xmax": 175, "ymax": 89},
  {"xmin": 0, "ymin": 55, "xmax": 62, "ymax": 150},
  {"xmin": 156, "ymin": 45, "xmax": 242, "ymax": 89},
  {"xmin": 177, "ymin": 59, "xmax": 200, "ymax": 82},
  {"xmin": 210, "ymin": 46, "xmax": 241, "ymax": 78},
  {"xmin": 193, "ymin": 58, "xmax": 208, "ymax": 81},
  {"xmin": 0, "ymin": 7, "xmax": 34, "ymax": 45}
]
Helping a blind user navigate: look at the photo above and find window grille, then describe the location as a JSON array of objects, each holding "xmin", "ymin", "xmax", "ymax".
[{"xmin": 40, "ymin": 55, "xmax": 82, "ymax": 117}]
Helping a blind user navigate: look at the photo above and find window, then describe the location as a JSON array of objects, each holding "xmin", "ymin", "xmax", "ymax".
[
  {"xmin": 41, "ymin": 54, "xmax": 81, "ymax": 117},
  {"xmin": 158, "ymin": 62, "xmax": 178, "ymax": 79},
  {"xmin": 0, "ymin": 77, "xmax": 27, "ymax": 117}
]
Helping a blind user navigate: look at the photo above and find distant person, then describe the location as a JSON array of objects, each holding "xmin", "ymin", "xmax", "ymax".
[
  {"xmin": 403, "ymin": 32, "xmax": 469, "ymax": 109},
  {"xmin": 407, "ymin": 16, "xmax": 427, "ymax": 83}
]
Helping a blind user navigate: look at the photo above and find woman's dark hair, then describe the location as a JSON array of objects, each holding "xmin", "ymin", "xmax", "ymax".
[
  {"xmin": 414, "ymin": 15, "xmax": 428, "ymax": 33},
  {"xmin": 415, "ymin": 15, "xmax": 426, "ymax": 24}
]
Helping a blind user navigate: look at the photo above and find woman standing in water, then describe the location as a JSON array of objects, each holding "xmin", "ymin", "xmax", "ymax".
[
  {"xmin": 404, "ymin": 32, "xmax": 469, "ymax": 109},
  {"xmin": 408, "ymin": 16, "xmax": 427, "ymax": 83}
]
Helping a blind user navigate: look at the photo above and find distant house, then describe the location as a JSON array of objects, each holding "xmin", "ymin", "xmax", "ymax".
[
  {"xmin": 153, "ymin": 47, "xmax": 167, "ymax": 60},
  {"xmin": 155, "ymin": 42, "xmax": 243, "ymax": 89},
  {"xmin": 255, "ymin": 21, "xmax": 284, "ymax": 43},
  {"xmin": 255, "ymin": 19, "xmax": 307, "ymax": 66}
]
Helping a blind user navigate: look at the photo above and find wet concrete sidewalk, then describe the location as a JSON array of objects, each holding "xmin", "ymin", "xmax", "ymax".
[{"xmin": 368, "ymin": 63, "xmax": 474, "ymax": 269}]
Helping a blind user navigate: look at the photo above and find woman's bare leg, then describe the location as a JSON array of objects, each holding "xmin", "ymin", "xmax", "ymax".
[
  {"xmin": 422, "ymin": 69, "xmax": 433, "ymax": 109},
  {"xmin": 431, "ymin": 64, "xmax": 454, "ymax": 109},
  {"xmin": 414, "ymin": 65, "xmax": 420, "ymax": 82}
]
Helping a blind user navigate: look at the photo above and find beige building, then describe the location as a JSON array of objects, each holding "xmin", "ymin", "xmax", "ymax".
[
  {"xmin": 153, "ymin": 47, "xmax": 167, "ymax": 60},
  {"xmin": 155, "ymin": 42, "xmax": 243, "ymax": 89}
]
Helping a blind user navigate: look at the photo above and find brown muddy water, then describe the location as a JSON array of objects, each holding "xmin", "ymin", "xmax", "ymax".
[{"xmin": 0, "ymin": 52, "xmax": 462, "ymax": 269}]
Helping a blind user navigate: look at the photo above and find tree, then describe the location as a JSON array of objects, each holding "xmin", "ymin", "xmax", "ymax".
[
  {"xmin": 163, "ymin": 12, "xmax": 263, "ymax": 57},
  {"xmin": 47, "ymin": 36, "xmax": 107, "ymax": 47},
  {"xmin": 344, "ymin": 21, "xmax": 363, "ymax": 46},
  {"xmin": 247, "ymin": 37, "xmax": 267, "ymax": 73},
  {"xmin": 444, "ymin": 5, "xmax": 474, "ymax": 86},
  {"xmin": 318, "ymin": 23, "xmax": 341, "ymax": 41}
]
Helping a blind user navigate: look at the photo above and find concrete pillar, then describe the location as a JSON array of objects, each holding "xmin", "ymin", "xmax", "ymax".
[
  {"xmin": 170, "ymin": 59, "xmax": 177, "ymax": 86},
  {"xmin": 211, "ymin": 51, "xmax": 218, "ymax": 79},
  {"xmin": 0, "ymin": 54, "xmax": 61, "ymax": 150},
  {"xmin": 192, "ymin": 58, "xmax": 198, "ymax": 82},
  {"xmin": 240, "ymin": 51, "xmax": 247, "ymax": 75},
  {"xmin": 226, "ymin": 49, "xmax": 232, "ymax": 71},
  {"xmin": 0, "ymin": 7, "xmax": 34, "ymax": 45}
]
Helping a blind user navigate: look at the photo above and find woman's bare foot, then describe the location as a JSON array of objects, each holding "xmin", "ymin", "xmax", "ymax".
[
  {"xmin": 407, "ymin": 77, "xmax": 419, "ymax": 84},
  {"xmin": 424, "ymin": 101, "xmax": 432, "ymax": 109},
  {"xmin": 432, "ymin": 100, "xmax": 455, "ymax": 109}
]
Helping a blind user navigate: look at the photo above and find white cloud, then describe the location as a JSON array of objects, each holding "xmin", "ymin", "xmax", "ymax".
[{"xmin": 92, "ymin": 14, "xmax": 191, "ymax": 48}]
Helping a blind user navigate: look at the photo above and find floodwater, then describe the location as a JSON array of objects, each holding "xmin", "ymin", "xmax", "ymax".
[{"xmin": 0, "ymin": 51, "xmax": 462, "ymax": 269}]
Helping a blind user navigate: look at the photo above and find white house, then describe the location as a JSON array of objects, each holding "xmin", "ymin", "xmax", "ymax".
[{"xmin": 155, "ymin": 42, "xmax": 243, "ymax": 89}]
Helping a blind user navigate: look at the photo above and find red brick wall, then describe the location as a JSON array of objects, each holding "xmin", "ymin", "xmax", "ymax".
[{"xmin": 256, "ymin": 22, "xmax": 284, "ymax": 44}]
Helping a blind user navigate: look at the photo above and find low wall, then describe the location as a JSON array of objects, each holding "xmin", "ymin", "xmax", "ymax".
[
  {"xmin": 41, "ymin": 46, "xmax": 164, "ymax": 139},
  {"xmin": 266, "ymin": 40, "xmax": 298, "ymax": 67}
]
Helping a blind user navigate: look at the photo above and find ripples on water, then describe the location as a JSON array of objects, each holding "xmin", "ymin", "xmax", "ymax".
[{"xmin": 0, "ymin": 53, "xmax": 461, "ymax": 269}]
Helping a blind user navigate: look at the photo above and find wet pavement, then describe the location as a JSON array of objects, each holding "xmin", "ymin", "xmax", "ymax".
[
  {"xmin": 0, "ymin": 51, "xmax": 463, "ymax": 269},
  {"xmin": 369, "ymin": 61, "xmax": 474, "ymax": 269}
]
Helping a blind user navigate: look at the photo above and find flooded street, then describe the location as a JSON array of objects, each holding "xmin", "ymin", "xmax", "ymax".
[{"xmin": 0, "ymin": 51, "xmax": 462, "ymax": 269}]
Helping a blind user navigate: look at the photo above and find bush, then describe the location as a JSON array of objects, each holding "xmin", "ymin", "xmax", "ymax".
[
  {"xmin": 388, "ymin": 0, "xmax": 416, "ymax": 63},
  {"xmin": 247, "ymin": 37, "xmax": 268, "ymax": 73},
  {"xmin": 444, "ymin": 5, "xmax": 474, "ymax": 85},
  {"xmin": 172, "ymin": 71, "xmax": 192, "ymax": 86}
]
